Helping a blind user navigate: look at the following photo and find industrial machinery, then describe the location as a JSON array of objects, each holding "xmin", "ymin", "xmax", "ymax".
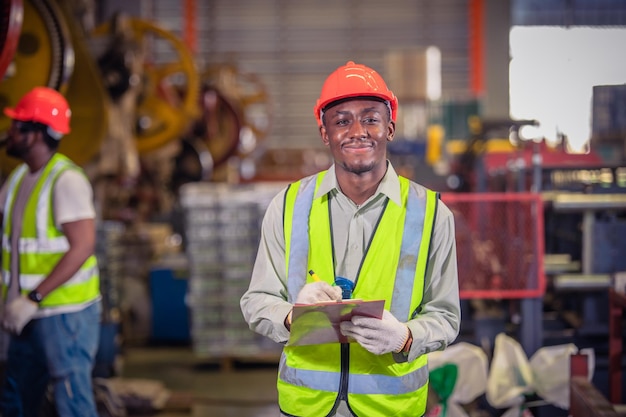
[
  {"xmin": 93, "ymin": 16, "xmax": 200, "ymax": 155},
  {"xmin": 0, "ymin": 0, "xmax": 108, "ymax": 178},
  {"xmin": 92, "ymin": 18, "xmax": 274, "ymax": 196},
  {"xmin": 0, "ymin": 0, "xmax": 21, "ymax": 81},
  {"xmin": 440, "ymin": 111, "xmax": 626, "ymax": 408},
  {"xmin": 193, "ymin": 63, "xmax": 273, "ymax": 182}
]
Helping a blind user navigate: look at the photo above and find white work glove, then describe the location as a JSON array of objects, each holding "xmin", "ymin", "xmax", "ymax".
[
  {"xmin": 2, "ymin": 296, "xmax": 39, "ymax": 335},
  {"xmin": 340, "ymin": 310, "xmax": 410, "ymax": 355},
  {"xmin": 295, "ymin": 281, "xmax": 342, "ymax": 304}
]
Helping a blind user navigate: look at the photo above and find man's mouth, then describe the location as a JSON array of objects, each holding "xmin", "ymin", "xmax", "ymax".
[{"xmin": 343, "ymin": 141, "xmax": 373, "ymax": 151}]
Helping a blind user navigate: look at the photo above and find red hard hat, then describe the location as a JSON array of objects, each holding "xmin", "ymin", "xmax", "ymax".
[
  {"xmin": 4, "ymin": 87, "xmax": 71, "ymax": 134},
  {"xmin": 314, "ymin": 61, "xmax": 398, "ymax": 125}
]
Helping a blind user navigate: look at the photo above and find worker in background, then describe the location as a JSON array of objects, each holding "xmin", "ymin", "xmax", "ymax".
[
  {"xmin": 0, "ymin": 86, "xmax": 101, "ymax": 417},
  {"xmin": 240, "ymin": 61, "xmax": 460, "ymax": 417}
]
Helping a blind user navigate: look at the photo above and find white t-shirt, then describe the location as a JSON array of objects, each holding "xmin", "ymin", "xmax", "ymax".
[{"xmin": 0, "ymin": 168, "xmax": 96, "ymax": 224}]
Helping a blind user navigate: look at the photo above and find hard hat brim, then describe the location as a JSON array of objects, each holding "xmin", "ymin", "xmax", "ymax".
[
  {"xmin": 3, "ymin": 107, "xmax": 70, "ymax": 134},
  {"xmin": 3, "ymin": 107, "xmax": 19, "ymax": 119}
]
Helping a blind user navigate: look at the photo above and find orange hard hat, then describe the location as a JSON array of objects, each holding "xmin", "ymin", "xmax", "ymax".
[
  {"xmin": 4, "ymin": 87, "xmax": 71, "ymax": 135},
  {"xmin": 314, "ymin": 61, "xmax": 398, "ymax": 125}
]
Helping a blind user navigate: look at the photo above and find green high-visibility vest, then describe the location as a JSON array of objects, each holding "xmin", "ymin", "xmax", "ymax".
[
  {"xmin": 1, "ymin": 153, "xmax": 100, "ymax": 309},
  {"xmin": 279, "ymin": 170, "xmax": 438, "ymax": 417}
]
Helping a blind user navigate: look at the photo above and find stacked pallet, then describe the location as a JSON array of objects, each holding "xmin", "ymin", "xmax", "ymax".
[{"xmin": 179, "ymin": 182, "xmax": 285, "ymax": 359}]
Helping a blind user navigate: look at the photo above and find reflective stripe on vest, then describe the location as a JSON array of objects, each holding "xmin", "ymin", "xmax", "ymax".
[
  {"xmin": 279, "ymin": 353, "xmax": 430, "ymax": 395},
  {"xmin": 2, "ymin": 262, "xmax": 98, "ymax": 289},
  {"xmin": 279, "ymin": 171, "xmax": 437, "ymax": 417},
  {"xmin": 1, "ymin": 154, "xmax": 100, "ymax": 308}
]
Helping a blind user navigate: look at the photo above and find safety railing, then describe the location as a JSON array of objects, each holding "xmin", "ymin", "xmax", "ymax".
[{"xmin": 441, "ymin": 192, "xmax": 545, "ymax": 299}]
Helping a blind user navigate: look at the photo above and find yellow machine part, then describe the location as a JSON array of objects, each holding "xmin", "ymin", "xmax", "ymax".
[
  {"xmin": 0, "ymin": 0, "xmax": 107, "ymax": 177},
  {"xmin": 55, "ymin": 0, "xmax": 107, "ymax": 167},
  {"xmin": 425, "ymin": 124, "xmax": 444, "ymax": 166},
  {"xmin": 446, "ymin": 138, "xmax": 517, "ymax": 155},
  {"xmin": 93, "ymin": 18, "xmax": 200, "ymax": 154},
  {"xmin": 0, "ymin": 0, "xmax": 69, "ymax": 136}
]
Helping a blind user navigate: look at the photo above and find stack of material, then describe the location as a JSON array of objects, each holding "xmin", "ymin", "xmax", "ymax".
[
  {"xmin": 96, "ymin": 221, "xmax": 127, "ymax": 324},
  {"xmin": 180, "ymin": 182, "xmax": 285, "ymax": 358},
  {"xmin": 96, "ymin": 221, "xmax": 158, "ymax": 349},
  {"xmin": 93, "ymin": 221, "xmax": 126, "ymax": 377}
]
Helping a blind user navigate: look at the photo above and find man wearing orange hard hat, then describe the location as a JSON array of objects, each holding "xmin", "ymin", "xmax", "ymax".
[
  {"xmin": 0, "ymin": 86, "xmax": 101, "ymax": 417},
  {"xmin": 241, "ymin": 62, "xmax": 460, "ymax": 416}
]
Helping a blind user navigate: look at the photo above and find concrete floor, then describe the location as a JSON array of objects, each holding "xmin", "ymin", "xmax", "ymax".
[{"xmin": 118, "ymin": 346, "xmax": 281, "ymax": 417}]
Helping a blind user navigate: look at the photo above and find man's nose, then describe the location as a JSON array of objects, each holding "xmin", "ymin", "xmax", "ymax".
[{"xmin": 348, "ymin": 120, "xmax": 367, "ymax": 138}]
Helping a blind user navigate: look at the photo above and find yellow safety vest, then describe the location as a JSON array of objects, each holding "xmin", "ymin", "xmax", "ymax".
[
  {"xmin": 1, "ymin": 153, "xmax": 100, "ymax": 309},
  {"xmin": 280, "ymin": 171, "xmax": 438, "ymax": 417}
]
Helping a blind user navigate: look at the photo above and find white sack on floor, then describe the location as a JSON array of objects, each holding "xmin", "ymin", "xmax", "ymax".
[
  {"xmin": 428, "ymin": 342, "xmax": 489, "ymax": 417},
  {"xmin": 486, "ymin": 333, "xmax": 590, "ymax": 416}
]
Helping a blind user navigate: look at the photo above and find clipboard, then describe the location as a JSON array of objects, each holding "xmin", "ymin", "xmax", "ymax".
[{"xmin": 287, "ymin": 299, "xmax": 385, "ymax": 346}]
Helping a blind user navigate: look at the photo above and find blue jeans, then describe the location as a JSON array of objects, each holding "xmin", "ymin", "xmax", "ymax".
[{"xmin": 0, "ymin": 301, "xmax": 101, "ymax": 417}]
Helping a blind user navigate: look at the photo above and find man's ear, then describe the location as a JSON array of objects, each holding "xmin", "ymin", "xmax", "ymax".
[
  {"xmin": 387, "ymin": 120, "xmax": 396, "ymax": 142},
  {"xmin": 320, "ymin": 125, "xmax": 330, "ymax": 146}
]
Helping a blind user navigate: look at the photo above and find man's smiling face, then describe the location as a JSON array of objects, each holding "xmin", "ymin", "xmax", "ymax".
[{"xmin": 320, "ymin": 98, "xmax": 394, "ymax": 176}]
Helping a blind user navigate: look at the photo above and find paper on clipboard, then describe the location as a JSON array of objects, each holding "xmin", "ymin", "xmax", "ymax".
[{"xmin": 287, "ymin": 299, "xmax": 385, "ymax": 346}]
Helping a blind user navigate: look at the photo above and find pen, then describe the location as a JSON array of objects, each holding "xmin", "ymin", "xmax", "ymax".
[{"xmin": 308, "ymin": 270, "xmax": 322, "ymax": 282}]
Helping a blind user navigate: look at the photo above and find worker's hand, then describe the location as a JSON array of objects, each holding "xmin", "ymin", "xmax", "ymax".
[
  {"xmin": 340, "ymin": 310, "xmax": 410, "ymax": 355},
  {"xmin": 295, "ymin": 282, "xmax": 342, "ymax": 304},
  {"xmin": 2, "ymin": 296, "xmax": 38, "ymax": 335}
]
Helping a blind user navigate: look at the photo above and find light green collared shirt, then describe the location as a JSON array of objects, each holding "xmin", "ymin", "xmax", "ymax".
[
  {"xmin": 240, "ymin": 162, "xmax": 460, "ymax": 362},
  {"xmin": 315, "ymin": 162, "xmax": 403, "ymax": 283}
]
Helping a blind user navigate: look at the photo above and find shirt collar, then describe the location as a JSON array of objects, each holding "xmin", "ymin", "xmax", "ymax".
[{"xmin": 315, "ymin": 162, "xmax": 402, "ymax": 207}]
